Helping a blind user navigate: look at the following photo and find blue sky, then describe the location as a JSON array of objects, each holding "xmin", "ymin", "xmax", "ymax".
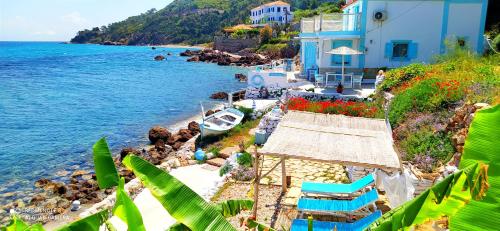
[{"xmin": 0, "ymin": 0, "xmax": 173, "ymax": 41}]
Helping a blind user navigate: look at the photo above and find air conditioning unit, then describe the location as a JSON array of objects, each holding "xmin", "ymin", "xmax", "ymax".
[{"xmin": 373, "ymin": 10, "xmax": 387, "ymax": 21}]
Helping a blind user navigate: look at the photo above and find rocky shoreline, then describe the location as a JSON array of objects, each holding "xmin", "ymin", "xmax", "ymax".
[
  {"xmin": 0, "ymin": 99, "xmax": 234, "ymax": 226},
  {"xmin": 0, "ymin": 119, "xmax": 203, "ymax": 225},
  {"xmin": 180, "ymin": 49, "xmax": 271, "ymax": 66}
]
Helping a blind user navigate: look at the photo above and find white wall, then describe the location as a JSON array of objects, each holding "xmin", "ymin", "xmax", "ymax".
[
  {"xmin": 446, "ymin": 3, "xmax": 482, "ymax": 51},
  {"xmin": 364, "ymin": 0, "xmax": 444, "ymax": 68}
]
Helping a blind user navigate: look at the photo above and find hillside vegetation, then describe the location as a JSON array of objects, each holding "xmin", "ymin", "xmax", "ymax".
[
  {"xmin": 71, "ymin": 0, "xmax": 336, "ymax": 45},
  {"xmin": 379, "ymin": 49, "xmax": 499, "ymax": 171}
]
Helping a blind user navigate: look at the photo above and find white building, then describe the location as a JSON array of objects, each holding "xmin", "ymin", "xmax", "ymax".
[
  {"xmin": 251, "ymin": 1, "xmax": 293, "ymax": 25},
  {"xmin": 299, "ymin": 0, "xmax": 489, "ymax": 73}
]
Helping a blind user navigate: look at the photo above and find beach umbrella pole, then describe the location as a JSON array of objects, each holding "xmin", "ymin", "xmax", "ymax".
[{"xmin": 341, "ymin": 55, "xmax": 345, "ymax": 86}]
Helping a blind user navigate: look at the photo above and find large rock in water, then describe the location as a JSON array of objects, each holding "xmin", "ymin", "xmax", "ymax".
[
  {"xmin": 235, "ymin": 73, "xmax": 247, "ymax": 82},
  {"xmin": 120, "ymin": 147, "xmax": 140, "ymax": 161},
  {"xmin": 210, "ymin": 92, "xmax": 228, "ymax": 100},
  {"xmin": 205, "ymin": 110, "xmax": 215, "ymax": 117},
  {"xmin": 154, "ymin": 55, "xmax": 165, "ymax": 61},
  {"xmin": 187, "ymin": 56, "xmax": 199, "ymax": 62},
  {"xmin": 148, "ymin": 126, "xmax": 171, "ymax": 144}
]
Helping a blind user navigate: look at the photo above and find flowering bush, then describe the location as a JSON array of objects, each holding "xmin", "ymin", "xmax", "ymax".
[
  {"xmin": 389, "ymin": 77, "xmax": 466, "ymax": 126},
  {"xmin": 231, "ymin": 166, "xmax": 255, "ymax": 181},
  {"xmin": 286, "ymin": 97, "xmax": 381, "ymax": 118},
  {"xmin": 378, "ymin": 63, "xmax": 430, "ymax": 91}
]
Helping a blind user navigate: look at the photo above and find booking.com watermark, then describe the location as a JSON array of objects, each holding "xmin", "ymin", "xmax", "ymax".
[{"xmin": 10, "ymin": 208, "xmax": 71, "ymax": 221}]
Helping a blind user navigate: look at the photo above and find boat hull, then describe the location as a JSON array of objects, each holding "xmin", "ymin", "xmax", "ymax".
[{"xmin": 200, "ymin": 108, "xmax": 244, "ymax": 137}]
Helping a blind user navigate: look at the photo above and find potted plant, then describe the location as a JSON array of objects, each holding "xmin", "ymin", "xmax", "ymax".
[{"xmin": 336, "ymin": 82, "xmax": 344, "ymax": 93}]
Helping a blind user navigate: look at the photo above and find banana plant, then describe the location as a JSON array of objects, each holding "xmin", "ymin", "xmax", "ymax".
[
  {"xmin": 1, "ymin": 137, "xmax": 256, "ymax": 231},
  {"xmin": 1, "ymin": 215, "xmax": 44, "ymax": 231},
  {"xmin": 370, "ymin": 105, "xmax": 499, "ymax": 230},
  {"xmin": 122, "ymin": 154, "xmax": 250, "ymax": 231}
]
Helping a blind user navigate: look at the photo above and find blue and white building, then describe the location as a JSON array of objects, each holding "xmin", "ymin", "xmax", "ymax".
[
  {"xmin": 251, "ymin": 1, "xmax": 293, "ymax": 25},
  {"xmin": 299, "ymin": 0, "xmax": 489, "ymax": 72}
]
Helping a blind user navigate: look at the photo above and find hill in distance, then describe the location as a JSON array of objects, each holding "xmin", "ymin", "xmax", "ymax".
[{"xmin": 70, "ymin": 0, "xmax": 333, "ymax": 45}]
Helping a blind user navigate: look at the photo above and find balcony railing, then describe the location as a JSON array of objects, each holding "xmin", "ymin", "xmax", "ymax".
[{"xmin": 301, "ymin": 13, "xmax": 361, "ymax": 33}]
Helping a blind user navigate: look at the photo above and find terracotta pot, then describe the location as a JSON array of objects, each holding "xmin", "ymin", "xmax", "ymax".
[{"xmin": 336, "ymin": 86, "xmax": 344, "ymax": 93}]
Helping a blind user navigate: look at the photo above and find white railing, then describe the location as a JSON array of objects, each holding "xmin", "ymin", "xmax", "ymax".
[{"xmin": 301, "ymin": 13, "xmax": 362, "ymax": 33}]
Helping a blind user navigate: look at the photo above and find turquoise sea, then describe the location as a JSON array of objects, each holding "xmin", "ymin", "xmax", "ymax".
[{"xmin": 0, "ymin": 42, "xmax": 245, "ymax": 203}]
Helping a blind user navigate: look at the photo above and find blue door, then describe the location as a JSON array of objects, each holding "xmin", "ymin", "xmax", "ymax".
[
  {"xmin": 331, "ymin": 40, "xmax": 352, "ymax": 66},
  {"xmin": 303, "ymin": 42, "xmax": 317, "ymax": 71}
]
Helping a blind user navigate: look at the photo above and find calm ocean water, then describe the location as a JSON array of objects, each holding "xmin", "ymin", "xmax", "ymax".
[{"xmin": 0, "ymin": 42, "xmax": 245, "ymax": 202}]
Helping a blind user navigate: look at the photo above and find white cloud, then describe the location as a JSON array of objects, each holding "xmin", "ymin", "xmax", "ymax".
[{"xmin": 61, "ymin": 12, "xmax": 88, "ymax": 25}]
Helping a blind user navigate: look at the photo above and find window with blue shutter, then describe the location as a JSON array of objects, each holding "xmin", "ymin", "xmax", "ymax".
[
  {"xmin": 385, "ymin": 40, "xmax": 418, "ymax": 61},
  {"xmin": 385, "ymin": 42, "xmax": 393, "ymax": 58},
  {"xmin": 331, "ymin": 40, "xmax": 352, "ymax": 66}
]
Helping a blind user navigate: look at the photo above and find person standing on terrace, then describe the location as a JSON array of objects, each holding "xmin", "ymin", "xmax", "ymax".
[{"xmin": 375, "ymin": 70, "xmax": 386, "ymax": 88}]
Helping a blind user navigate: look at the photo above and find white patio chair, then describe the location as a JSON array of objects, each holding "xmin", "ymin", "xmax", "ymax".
[
  {"xmin": 353, "ymin": 74, "xmax": 363, "ymax": 89},
  {"xmin": 315, "ymin": 74, "xmax": 325, "ymax": 87}
]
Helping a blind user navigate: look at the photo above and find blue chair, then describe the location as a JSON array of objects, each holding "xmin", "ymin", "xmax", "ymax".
[
  {"xmin": 291, "ymin": 210, "xmax": 382, "ymax": 231},
  {"xmin": 302, "ymin": 174, "xmax": 375, "ymax": 196},
  {"xmin": 298, "ymin": 189, "xmax": 379, "ymax": 215}
]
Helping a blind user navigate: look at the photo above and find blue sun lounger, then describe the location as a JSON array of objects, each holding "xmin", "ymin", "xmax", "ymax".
[
  {"xmin": 298, "ymin": 189, "xmax": 379, "ymax": 215},
  {"xmin": 290, "ymin": 210, "xmax": 382, "ymax": 231},
  {"xmin": 301, "ymin": 174, "xmax": 375, "ymax": 196}
]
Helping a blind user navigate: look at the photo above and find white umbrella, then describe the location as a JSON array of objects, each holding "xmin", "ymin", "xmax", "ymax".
[{"xmin": 326, "ymin": 46, "xmax": 363, "ymax": 87}]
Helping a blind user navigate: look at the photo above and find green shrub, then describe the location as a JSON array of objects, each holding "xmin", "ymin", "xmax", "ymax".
[
  {"xmin": 208, "ymin": 146, "xmax": 221, "ymax": 157},
  {"xmin": 236, "ymin": 151, "xmax": 253, "ymax": 167},
  {"xmin": 236, "ymin": 106, "xmax": 254, "ymax": 122},
  {"xmin": 398, "ymin": 126, "xmax": 454, "ymax": 164},
  {"xmin": 379, "ymin": 63, "xmax": 430, "ymax": 91},
  {"xmin": 258, "ymin": 43, "xmax": 288, "ymax": 52},
  {"xmin": 230, "ymin": 29, "xmax": 259, "ymax": 39},
  {"xmin": 492, "ymin": 34, "xmax": 500, "ymax": 52},
  {"xmin": 219, "ymin": 163, "xmax": 232, "ymax": 176},
  {"xmin": 388, "ymin": 77, "xmax": 464, "ymax": 126}
]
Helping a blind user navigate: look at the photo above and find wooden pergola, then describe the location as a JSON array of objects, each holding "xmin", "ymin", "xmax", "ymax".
[{"xmin": 251, "ymin": 111, "xmax": 402, "ymax": 217}]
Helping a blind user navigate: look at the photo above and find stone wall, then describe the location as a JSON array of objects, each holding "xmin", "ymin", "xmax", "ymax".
[{"xmin": 213, "ymin": 36, "xmax": 258, "ymax": 53}]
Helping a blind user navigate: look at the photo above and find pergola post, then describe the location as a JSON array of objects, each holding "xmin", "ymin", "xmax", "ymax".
[
  {"xmin": 281, "ymin": 156, "xmax": 287, "ymax": 192},
  {"xmin": 252, "ymin": 147, "xmax": 260, "ymax": 219}
]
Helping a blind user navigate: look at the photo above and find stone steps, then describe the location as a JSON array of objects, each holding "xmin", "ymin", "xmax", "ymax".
[
  {"xmin": 206, "ymin": 158, "xmax": 226, "ymax": 167},
  {"xmin": 218, "ymin": 146, "xmax": 239, "ymax": 159}
]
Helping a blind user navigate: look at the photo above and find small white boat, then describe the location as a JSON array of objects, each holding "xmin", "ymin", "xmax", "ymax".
[{"xmin": 200, "ymin": 108, "xmax": 244, "ymax": 137}]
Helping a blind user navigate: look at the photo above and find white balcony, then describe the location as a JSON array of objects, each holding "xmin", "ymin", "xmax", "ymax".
[{"xmin": 301, "ymin": 13, "xmax": 362, "ymax": 33}]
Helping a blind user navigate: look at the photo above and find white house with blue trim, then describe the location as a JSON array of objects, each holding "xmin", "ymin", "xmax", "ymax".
[
  {"xmin": 299, "ymin": 0, "xmax": 489, "ymax": 73},
  {"xmin": 251, "ymin": 1, "xmax": 293, "ymax": 25}
]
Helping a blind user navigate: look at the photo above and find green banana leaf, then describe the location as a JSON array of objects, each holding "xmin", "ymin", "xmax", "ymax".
[
  {"xmin": 92, "ymin": 137, "xmax": 119, "ymax": 189},
  {"xmin": 167, "ymin": 223, "xmax": 190, "ymax": 231},
  {"xmin": 451, "ymin": 105, "xmax": 500, "ymax": 230},
  {"xmin": 0, "ymin": 215, "xmax": 43, "ymax": 231},
  {"xmin": 112, "ymin": 177, "xmax": 146, "ymax": 231},
  {"xmin": 246, "ymin": 219, "xmax": 277, "ymax": 231},
  {"xmin": 215, "ymin": 199, "xmax": 254, "ymax": 218},
  {"xmin": 1, "ymin": 215, "xmax": 29, "ymax": 231},
  {"xmin": 166, "ymin": 199, "xmax": 254, "ymax": 230},
  {"xmin": 55, "ymin": 210, "xmax": 109, "ymax": 231},
  {"xmin": 370, "ymin": 163, "xmax": 483, "ymax": 230},
  {"xmin": 371, "ymin": 105, "xmax": 499, "ymax": 230},
  {"xmin": 122, "ymin": 154, "xmax": 237, "ymax": 231}
]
